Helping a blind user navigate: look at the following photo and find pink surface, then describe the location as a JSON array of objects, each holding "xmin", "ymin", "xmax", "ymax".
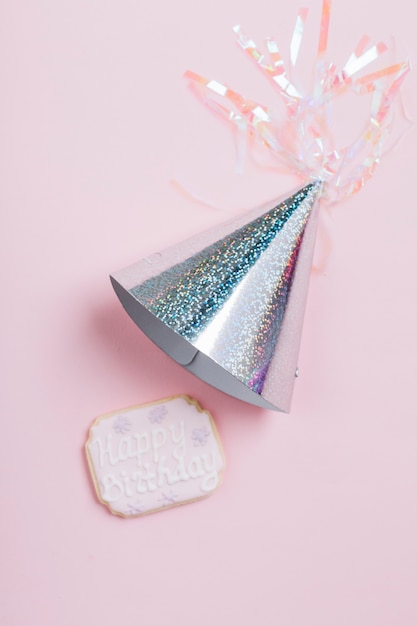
[{"xmin": 1, "ymin": 1, "xmax": 417, "ymax": 625}]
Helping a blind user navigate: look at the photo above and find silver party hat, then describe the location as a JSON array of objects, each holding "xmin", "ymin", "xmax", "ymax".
[{"xmin": 111, "ymin": 181, "xmax": 322, "ymax": 411}]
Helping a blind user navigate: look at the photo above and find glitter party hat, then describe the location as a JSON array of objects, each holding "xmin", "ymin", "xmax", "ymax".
[
  {"xmin": 111, "ymin": 181, "xmax": 321, "ymax": 412},
  {"xmin": 111, "ymin": 1, "xmax": 409, "ymax": 412}
]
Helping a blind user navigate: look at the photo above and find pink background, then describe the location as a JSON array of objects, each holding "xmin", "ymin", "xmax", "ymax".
[{"xmin": 1, "ymin": 1, "xmax": 416, "ymax": 624}]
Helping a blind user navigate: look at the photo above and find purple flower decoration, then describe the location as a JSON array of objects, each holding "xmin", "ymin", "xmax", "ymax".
[
  {"xmin": 113, "ymin": 415, "xmax": 132, "ymax": 434},
  {"xmin": 158, "ymin": 489, "xmax": 179, "ymax": 507},
  {"xmin": 148, "ymin": 405, "xmax": 167, "ymax": 424},
  {"xmin": 191, "ymin": 427, "xmax": 210, "ymax": 447},
  {"xmin": 126, "ymin": 500, "xmax": 145, "ymax": 516}
]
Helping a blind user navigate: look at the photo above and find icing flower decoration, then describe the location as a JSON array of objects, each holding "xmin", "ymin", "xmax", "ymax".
[
  {"xmin": 185, "ymin": 0, "xmax": 410, "ymax": 204},
  {"xmin": 191, "ymin": 427, "xmax": 211, "ymax": 447},
  {"xmin": 126, "ymin": 501, "xmax": 145, "ymax": 516},
  {"xmin": 113, "ymin": 415, "xmax": 132, "ymax": 434},
  {"xmin": 158, "ymin": 489, "xmax": 179, "ymax": 506},
  {"xmin": 148, "ymin": 405, "xmax": 168, "ymax": 424}
]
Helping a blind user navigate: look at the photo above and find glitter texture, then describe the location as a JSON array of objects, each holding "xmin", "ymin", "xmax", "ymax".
[
  {"xmin": 111, "ymin": 3, "xmax": 410, "ymax": 412},
  {"xmin": 116, "ymin": 182, "xmax": 321, "ymax": 411}
]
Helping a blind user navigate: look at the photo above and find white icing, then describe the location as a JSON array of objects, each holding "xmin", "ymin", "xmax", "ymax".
[
  {"xmin": 169, "ymin": 420, "xmax": 186, "ymax": 456},
  {"xmin": 120, "ymin": 471, "xmax": 134, "ymax": 497},
  {"xmin": 151, "ymin": 427, "xmax": 167, "ymax": 462},
  {"xmin": 87, "ymin": 397, "xmax": 224, "ymax": 516},
  {"xmin": 172, "ymin": 449, "xmax": 190, "ymax": 481},
  {"xmin": 188, "ymin": 456, "xmax": 204, "ymax": 480},
  {"xmin": 118, "ymin": 436, "xmax": 134, "ymax": 463},
  {"xmin": 100, "ymin": 450, "xmax": 220, "ymax": 502},
  {"xmin": 101, "ymin": 474, "xmax": 124, "ymax": 502},
  {"xmin": 200, "ymin": 452, "xmax": 219, "ymax": 492},
  {"xmin": 94, "ymin": 433, "xmax": 117, "ymax": 468},
  {"xmin": 134, "ymin": 432, "xmax": 150, "ymax": 466},
  {"xmin": 141, "ymin": 463, "xmax": 157, "ymax": 492},
  {"xmin": 157, "ymin": 455, "xmax": 177, "ymax": 487},
  {"xmin": 132, "ymin": 470, "xmax": 147, "ymax": 494}
]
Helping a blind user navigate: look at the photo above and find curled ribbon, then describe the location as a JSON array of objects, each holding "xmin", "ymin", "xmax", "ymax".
[{"xmin": 185, "ymin": 0, "xmax": 411, "ymax": 204}]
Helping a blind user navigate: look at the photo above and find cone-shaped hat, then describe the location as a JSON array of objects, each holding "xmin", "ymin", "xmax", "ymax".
[{"xmin": 111, "ymin": 181, "xmax": 322, "ymax": 412}]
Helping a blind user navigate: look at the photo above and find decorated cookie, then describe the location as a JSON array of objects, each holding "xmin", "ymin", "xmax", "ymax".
[{"xmin": 85, "ymin": 395, "xmax": 225, "ymax": 517}]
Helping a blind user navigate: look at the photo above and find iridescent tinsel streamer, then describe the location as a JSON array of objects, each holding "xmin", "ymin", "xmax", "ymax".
[{"xmin": 185, "ymin": 1, "xmax": 410, "ymax": 203}]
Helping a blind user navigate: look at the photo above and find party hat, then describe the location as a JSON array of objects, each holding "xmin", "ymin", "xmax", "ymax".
[
  {"xmin": 111, "ymin": 181, "xmax": 322, "ymax": 412},
  {"xmin": 111, "ymin": 3, "xmax": 409, "ymax": 412}
]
